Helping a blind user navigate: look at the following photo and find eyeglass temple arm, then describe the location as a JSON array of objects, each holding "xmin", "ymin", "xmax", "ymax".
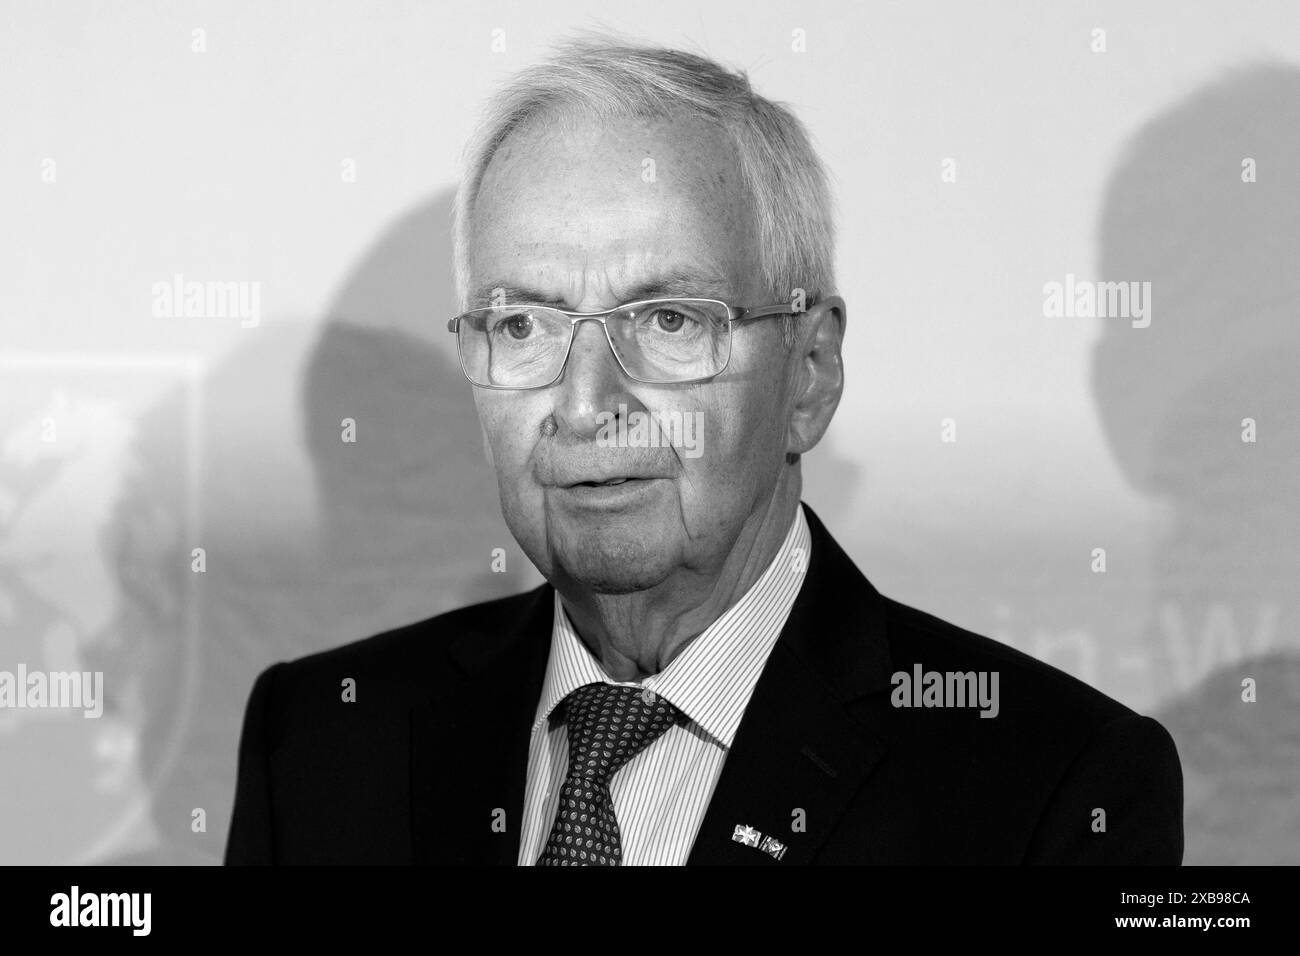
[{"xmin": 731, "ymin": 303, "xmax": 796, "ymax": 324}]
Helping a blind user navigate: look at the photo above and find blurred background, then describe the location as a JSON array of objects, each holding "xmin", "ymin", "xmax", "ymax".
[{"xmin": 1, "ymin": 0, "xmax": 1296, "ymax": 865}]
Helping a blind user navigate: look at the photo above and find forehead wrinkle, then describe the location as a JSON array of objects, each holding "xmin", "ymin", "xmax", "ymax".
[
  {"xmin": 470, "ymin": 114, "xmax": 762, "ymax": 308},
  {"xmin": 476, "ymin": 113, "xmax": 750, "ymax": 235},
  {"xmin": 473, "ymin": 230, "xmax": 741, "ymax": 306},
  {"xmin": 469, "ymin": 262, "xmax": 738, "ymax": 310}
]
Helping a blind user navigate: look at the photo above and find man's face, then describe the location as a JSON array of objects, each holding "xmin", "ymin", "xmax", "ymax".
[{"xmin": 466, "ymin": 109, "xmax": 797, "ymax": 594}]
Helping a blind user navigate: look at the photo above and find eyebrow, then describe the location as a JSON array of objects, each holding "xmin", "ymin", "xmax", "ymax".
[{"xmin": 469, "ymin": 268, "xmax": 736, "ymax": 309}]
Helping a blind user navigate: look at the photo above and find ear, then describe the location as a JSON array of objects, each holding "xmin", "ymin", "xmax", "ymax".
[{"xmin": 786, "ymin": 295, "xmax": 846, "ymax": 457}]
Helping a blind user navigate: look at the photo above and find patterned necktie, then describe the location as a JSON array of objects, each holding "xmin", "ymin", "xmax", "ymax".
[{"xmin": 536, "ymin": 681, "xmax": 683, "ymax": 866}]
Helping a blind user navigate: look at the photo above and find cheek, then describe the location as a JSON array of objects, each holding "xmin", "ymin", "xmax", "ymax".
[
  {"xmin": 477, "ymin": 400, "xmax": 537, "ymax": 479},
  {"xmin": 707, "ymin": 366, "xmax": 789, "ymax": 455},
  {"xmin": 683, "ymin": 396, "xmax": 784, "ymax": 494}
]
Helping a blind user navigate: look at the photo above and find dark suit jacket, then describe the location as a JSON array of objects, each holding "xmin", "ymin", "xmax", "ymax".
[{"xmin": 225, "ymin": 503, "xmax": 1183, "ymax": 864}]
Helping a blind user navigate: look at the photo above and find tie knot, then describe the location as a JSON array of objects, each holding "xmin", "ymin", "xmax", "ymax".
[{"xmin": 561, "ymin": 682, "xmax": 682, "ymax": 784}]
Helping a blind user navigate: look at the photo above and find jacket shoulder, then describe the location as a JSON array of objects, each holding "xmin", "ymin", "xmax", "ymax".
[
  {"xmin": 252, "ymin": 584, "xmax": 549, "ymax": 715},
  {"xmin": 880, "ymin": 596, "xmax": 1138, "ymax": 730},
  {"xmin": 866, "ymin": 596, "xmax": 1182, "ymax": 862}
]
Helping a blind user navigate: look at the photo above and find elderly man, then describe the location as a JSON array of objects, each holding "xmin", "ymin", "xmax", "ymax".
[{"xmin": 226, "ymin": 36, "xmax": 1182, "ymax": 865}]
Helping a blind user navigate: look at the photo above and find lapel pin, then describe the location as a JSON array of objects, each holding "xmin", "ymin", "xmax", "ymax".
[
  {"xmin": 732, "ymin": 824, "xmax": 762, "ymax": 848},
  {"xmin": 759, "ymin": 835, "xmax": 788, "ymax": 861}
]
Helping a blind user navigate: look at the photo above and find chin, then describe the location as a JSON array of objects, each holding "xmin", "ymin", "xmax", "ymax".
[
  {"xmin": 554, "ymin": 532, "xmax": 678, "ymax": 595},
  {"xmin": 571, "ymin": 573, "xmax": 663, "ymax": 596}
]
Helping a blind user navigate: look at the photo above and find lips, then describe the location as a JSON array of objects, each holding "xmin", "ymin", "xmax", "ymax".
[
  {"xmin": 568, "ymin": 475, "xmax": 649, "ymax": 489},
  {"xmin": 539, "ymin": 460, "xmax": 674, "ymax": 488},
  {"xmin": 556, "ymin": 473, "xmax": 660, "ymax": 508}
]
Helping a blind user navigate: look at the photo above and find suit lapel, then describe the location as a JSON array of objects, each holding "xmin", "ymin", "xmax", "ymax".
[
  {"xmin": 687, "ymin": 503, "xmax": 894, "ymax": 865},
  {"xmin": 686, "ymin": 641, "xmax": 886, "ymax": 864},
  {"xmin": 410, "ymin": 583, "xmax": 553, "ymax": 865}
]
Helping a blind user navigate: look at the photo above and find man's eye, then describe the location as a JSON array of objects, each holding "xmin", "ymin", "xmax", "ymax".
[
  {"xmin": 650, "ymin": 309, "xmax": 691, "ymax": 333},
  {"xmin": 494, "ymin": 313, "xmax": 535, "ymax": 340}
]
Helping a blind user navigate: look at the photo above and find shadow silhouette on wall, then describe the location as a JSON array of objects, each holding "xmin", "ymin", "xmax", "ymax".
[
  {"xmin": 1091, "ymin": 63, "xmax": 1300, "ymax": 863},
  {"xmin": 99, "ymin": 188, "xmax": 535, "ymax": 863}
]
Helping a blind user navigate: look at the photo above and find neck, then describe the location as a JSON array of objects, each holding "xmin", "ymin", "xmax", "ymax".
[{"xmin": 557, "ymin": 470, "xmax": 802, "ymax": 681}]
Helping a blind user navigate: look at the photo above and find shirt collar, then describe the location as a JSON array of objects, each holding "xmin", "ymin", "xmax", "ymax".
[{"xmin": 534, "ymin": 504, "xmax": 811, "ymax": 749}]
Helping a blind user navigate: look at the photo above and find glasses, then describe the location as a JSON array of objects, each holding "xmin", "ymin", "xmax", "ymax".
[{"xmin": 447, "ymin": 297, "xmax": 793, "ymax": 389}]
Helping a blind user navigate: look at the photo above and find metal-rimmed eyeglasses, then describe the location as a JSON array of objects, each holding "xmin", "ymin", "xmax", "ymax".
[{"xmin": 446, "ymin": 297, "xmax": 794, "ymax": 389}]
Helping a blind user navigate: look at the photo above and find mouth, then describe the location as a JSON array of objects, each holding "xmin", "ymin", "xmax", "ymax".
[
  {"xmin": 572, "ymin": 477, "xmax": 636, "ymax": 488},
  {"xmin": 550, "ymin": 473, "xmax": 665, "ymax": 510}
]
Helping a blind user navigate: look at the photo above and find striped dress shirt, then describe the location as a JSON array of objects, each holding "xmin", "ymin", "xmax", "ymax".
[{"xmin": 517, "ymin": 504, "xmax": 811, "ymax": 866}]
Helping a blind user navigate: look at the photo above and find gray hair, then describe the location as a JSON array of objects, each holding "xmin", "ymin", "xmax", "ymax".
[{"xmin": 452, "ymin": 32, "xmax": 837, "ymax": 332}]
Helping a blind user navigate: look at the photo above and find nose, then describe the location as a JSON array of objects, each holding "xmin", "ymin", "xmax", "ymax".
[{"xmin": 550, "ymin": 318, "xmax": 635, "ymax": 440}]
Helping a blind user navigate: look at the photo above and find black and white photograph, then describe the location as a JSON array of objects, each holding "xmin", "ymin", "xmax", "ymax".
[{"xmin": 1, "ymin": 0, "xmax": 1294, "ymax": 935}]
